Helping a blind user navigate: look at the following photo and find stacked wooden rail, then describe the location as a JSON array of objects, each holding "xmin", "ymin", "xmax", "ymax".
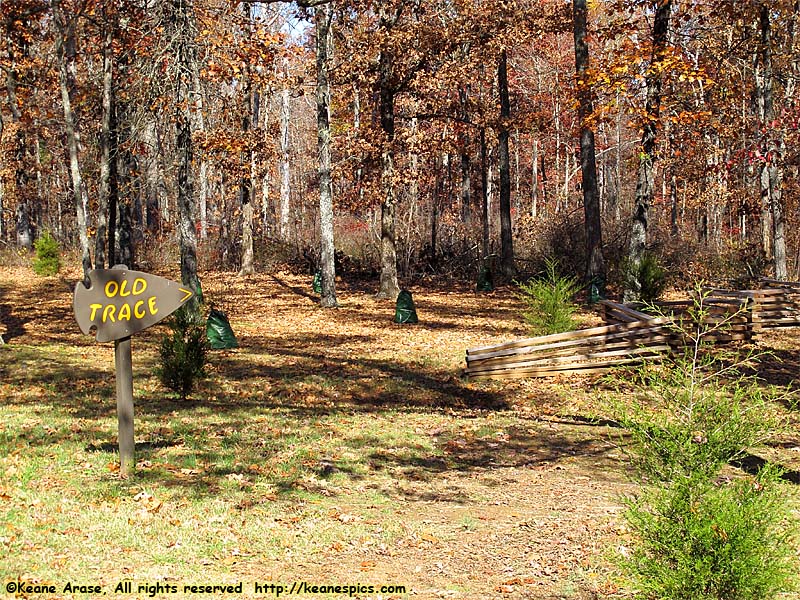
[
  {"xmin": 464, "ymin": 316, "xmax": 678, "ymax": 380},
  {"xmin": 753, "ymin": 279, "xmax": 800, "ymax": 330},
  {"xmin": 654, "ymin": 292, "xmax": 754, "ymax": 342},
  {"xmin": 465, "ymin": 281, "xmax": 800, "ymax": 380}
]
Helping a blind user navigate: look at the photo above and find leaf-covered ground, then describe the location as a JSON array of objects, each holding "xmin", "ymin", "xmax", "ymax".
[{"xmin": 1, "ymin": 264, "xmax": 799, "ymax": 599}]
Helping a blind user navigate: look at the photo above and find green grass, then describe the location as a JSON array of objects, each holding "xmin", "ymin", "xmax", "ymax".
[{"xmin": 0, "ymin": 342, "xmax": 487, "ymax": 594}]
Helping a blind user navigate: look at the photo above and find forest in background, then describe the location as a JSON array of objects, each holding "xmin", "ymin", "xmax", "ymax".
[{"xmin": 1, "ymin": 0, "xmax": 798, "ymax": 303}]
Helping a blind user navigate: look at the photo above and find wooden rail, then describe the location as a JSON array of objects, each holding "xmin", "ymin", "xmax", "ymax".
[
  {"xmin": 465, "ymin": 316, "xmax": 678, "ymax": 380},
  {"xmin": 464, "ymin": 282, "xmax": 800, "ymax": 380}
]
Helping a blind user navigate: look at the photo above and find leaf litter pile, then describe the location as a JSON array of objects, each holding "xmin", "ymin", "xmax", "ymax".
[{"xmin": 1, "ymin": 265, "xmax": 799, "ymax": 599}]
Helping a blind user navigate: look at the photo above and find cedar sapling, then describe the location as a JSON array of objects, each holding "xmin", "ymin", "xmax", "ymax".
[
  {"xmin": 612, "ymin": 290, "xmax": 797, "ymax": 599},
  {"xmin": 33, "ymin": 231, "xmax": 61, "ymax": 276},
  {"xmin": 157, "ymin": 305, "xmax": 208, "ymax": 401}
]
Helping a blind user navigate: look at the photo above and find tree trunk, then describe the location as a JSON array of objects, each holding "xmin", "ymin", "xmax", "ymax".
[
  {"xmin": 5, "ymin": 45, "xmax": 33, "ymax": 248},
  {"xmin": 497, "ymin": 48, "xmax": 515, "ymax": 277},
  {"xmin": 316, "ymin": 3, "xmax": 337, "ymax": 307},
  {"xmin": 670, "ymin": 173, "xmax": 678, "ymax": 236},
  {"xmin": 403, "ymin": 114, "xmax": 419, "ymax": 276},
  {"xmin": 191, "ymin": 65, "xmax": 209, "ymax": 240},
  {"xmin": 573, "ymin": 0, "xmax": 605, "ymax": 285},
  {"xmin": 0, "ymin": 110, "xmax": 4, "ymax": 242},
  {"xmin": 169, "ymin": 0, "xmax": 200, "ymax": 304},
  {"xmin": 757, "ymin": 4, "xmax": 787, "ymax": 279},
  {"xmin": 260, "ymin": 90, "xmax": 274, "ymax": 235},
  {"xmin": 238, "ymin": 109, "xmax": 254, "ymax": 276},
  {"xmin": 279, "ymin": 60, "xmax": 291, "ymax": 240},
  {"xmin": 15, "ymin": 204, "xmax": 31, "ymax": 249},
  {"xmin": 0, "ymin": 106, "xmax": 3, "ymax": 242},
  {"xmin": 625, "ymin": 0, "xmax": 672, "ymax": 303},
  {"xmin": 238, "ymin": 4, "xmax": 255, "ymax": 278},
  {"xmin": 96, "ymin": 14, "xmax": 117, "ymax": 269},
  {"xmin": 480, "ymin": 128, "xmax": 490, "ymax": 261},
  {"xmin": 375, "ymin": 8, "xmax": 400, "ymax": 300},
  {"xmin": 52, "ymin": 0, "xmax": 91, "ymax": 279},
  {"xmin": 531, "ymin": 139, "xmax": 539, "ymax": 219},
  {"xmin": 143, "ymin": 118, "xmax": 165, "ymax": 231},
  {"xmin": 459, "ymin": 86, "xmax": 471, "ymax": 225},
  {"xmin": 353, "ymin": 84, "xmax": 365, "ymax": 207}
]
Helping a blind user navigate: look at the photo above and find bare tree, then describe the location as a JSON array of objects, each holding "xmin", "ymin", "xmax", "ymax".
[
  {"xmin": 497, "ymin": 47, "xmax": 515, "ymax": 277},
  {"xmin": 625, "ymin": 0, "xmax": 672, "ymax": 302},
  {"xmin": 52, "ymin": 0, "xmax": 91, "ymax": 279},
  {"xmin": 573, "ymin": 0, "xmax": 604, "ymax": 286},
  {"xmin": 315, "ymin": 3, "xmax": 337, "ymax": 306},
  {"xmin": 166, "ymin": 0, "xmax": 200, "ymax": 301}
]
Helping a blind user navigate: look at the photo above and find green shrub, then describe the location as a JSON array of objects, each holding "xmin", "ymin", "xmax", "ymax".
[
  {"xmin": 618, "ymin": 357, "xmax": 777, "ymax": 483},
  {"xmin": 623, "ymin": 466, "xmax": 796, "ymax": 600},
  {"xmin": 624, "ymin": 252, "xmax": 666, "ymax": 304},
  {"xmin": 156, "ymin": 306, "xmax": 208, "ymax": 401},
  {"xmin": 613, "ymin": 295, "xmax": 797, "ymax": 599},
  {"xmin": 517, "ymin": 258, "xmax": 581, "ymax": 335},
  {"xmin": 32, "ymin": 231, "xmax": 61, "ymax": 276}
]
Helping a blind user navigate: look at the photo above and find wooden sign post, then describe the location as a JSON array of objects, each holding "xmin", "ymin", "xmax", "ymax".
[
  {"xmin": 115, "ymin": 335, "xmax": 135, "ymax": 476},
  {"xmin": 73, "ymin": 266, "xmax": 194, "ymax": 477}
]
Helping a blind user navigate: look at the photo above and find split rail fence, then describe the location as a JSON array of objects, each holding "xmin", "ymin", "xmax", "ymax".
[{"xmin": 463, "ymin": 280, "xmax": 800, "ymax": 380}]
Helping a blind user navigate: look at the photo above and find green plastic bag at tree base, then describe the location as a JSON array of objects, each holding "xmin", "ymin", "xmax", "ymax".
[
  {"xmin": 588, "ymin": 276, "xmax": 606, "ymax": 304},
  {"xmin": 394, "ymin": 290, "xmax": 419, "ymax": 324},
  {"xmin": 477, "ymin": 264, "xmax": 494, "ymax": 292},
  {"xmin": 312, "ymin": 270, "xmax": 322, "ymax": 295},
  {"xmin": 206, "ymin": 308, "xmax": 238, "ymax": 349}
]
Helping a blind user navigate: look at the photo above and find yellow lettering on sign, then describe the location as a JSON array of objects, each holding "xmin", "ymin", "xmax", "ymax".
[
  {"xmin": 148, "ymin": 296, "xmax": 158, "ymax": 316},
  {"xmin": 118, "ymin": 303, "xmax": 132, "ymax": 321},
  {"xmin": 132, "ymin": 278, "xmax": 147, "ymax": 295},
  {"xmin": 119, "ymin": 279, "xmax": 131, "ymax": 297},
  {"xmin": 89, "ymin": 303, "xmax": 103, "ymax": 321},
  {"xmin": 134, "ymin": 300, "xmax": 145, "ymax": 319},
  {"xmin": 102, "ymin": 304, "xmax": 117, "ymax": 323},
  {"xmin": 104, "ymin": 281, "xmax": 119, "ymax": 298}
]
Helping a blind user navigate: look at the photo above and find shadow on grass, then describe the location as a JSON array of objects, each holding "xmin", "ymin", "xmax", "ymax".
[
  {"xmin": 741, "ymin": 348, "xmax": 800, "ymax": 399},
  {"xmin": 0, "ymin": 284, "xmax": 30, "ymax": 342},
  {"xmin": 1, "ymin": 343, "xmax": 623, "ymax": 502},
  {"xmin": 6, "ymin": 339, "xmax": 797, "ymax": 504},
  {"xmin": 731, "ymin": 453, "xmax": 800, "ymax": 485}
]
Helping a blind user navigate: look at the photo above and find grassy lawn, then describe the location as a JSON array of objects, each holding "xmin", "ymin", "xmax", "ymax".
[{"xmin": 1, "ymin": 265, "xmax": 798, "ymax": 599}]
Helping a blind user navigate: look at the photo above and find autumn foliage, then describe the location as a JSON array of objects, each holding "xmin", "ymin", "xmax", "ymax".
[{"xmin": 0, "ymin": 0, "xmax": 797, "ymax": 289}]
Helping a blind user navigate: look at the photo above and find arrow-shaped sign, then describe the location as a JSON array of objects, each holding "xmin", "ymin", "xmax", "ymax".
[{"xmin": 73, "ymin": 268, "xmax": 195, "ymax": 342}]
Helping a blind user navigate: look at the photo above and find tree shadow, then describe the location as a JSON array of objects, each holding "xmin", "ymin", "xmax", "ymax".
[
  {"xmin": 0, "ymin": 285, "xmax": 29, "ymax": 342},
  {"xmin": 730, "ymin": 453, "xmax": 800, "ymax": 485},
  {"xmin": 741, "ymin": 348, "xmax": 800, "ymax": 395},
  {"xmin": 269, "ymin": 274, "xmax": 318, "ymax": 301}
]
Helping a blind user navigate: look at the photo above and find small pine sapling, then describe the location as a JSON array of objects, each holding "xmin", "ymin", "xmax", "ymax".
[
  {"xmin": 517, "ymin": 258, "xmax": 581, "ymax": 335},
  {"xmin": 32, "ymin": 231, "xmax": 61, "ymax": 276},
  {"xmin": 613, "ymin": 290, "xmax": 797, "ymax": 600},
  {"xmin": 157, "ymin": 306, "xmax": 208, "ymax": 401}
]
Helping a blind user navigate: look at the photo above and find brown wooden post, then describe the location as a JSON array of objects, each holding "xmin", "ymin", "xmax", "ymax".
[{"xmin": 115, "ymin": 335, "xmax": 134, "ymax": 477}]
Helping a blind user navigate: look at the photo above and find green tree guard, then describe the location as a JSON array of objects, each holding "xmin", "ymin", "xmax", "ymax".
[
  {"xmin": 312, "ymin": 270, "xmax": 322, "ymax": 295},
  {"xmin": 206, "ymin": 308, "xmax": 238, "ymax": 349},
  {"xmin": 588, "ymin": 275, "xmax": 605, "ymax": 304},
  {"xmin": 477, "ymin": 263, "xmax": 494, "ymax": 292},
  {"xmin": 394, "ymin": 290, "xmax": 418, "ymax": 324}
]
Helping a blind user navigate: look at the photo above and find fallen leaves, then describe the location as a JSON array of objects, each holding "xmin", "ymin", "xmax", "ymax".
[
  {"xmin": 328, "ymin": 508, "xmax": 359, "ymax": 524},
  {"xmin": 129, "ymin": 491, "xmax": 163, "ymax": 523}
]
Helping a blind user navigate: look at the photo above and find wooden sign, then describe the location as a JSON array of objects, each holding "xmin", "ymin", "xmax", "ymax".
[
  {"xmin": 72, "ymin": 266, "xmax": 195, "ymax": 478},
  {"xmin": 73, "ymin": 268, "xmax": 194, "ymax": 342}
]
